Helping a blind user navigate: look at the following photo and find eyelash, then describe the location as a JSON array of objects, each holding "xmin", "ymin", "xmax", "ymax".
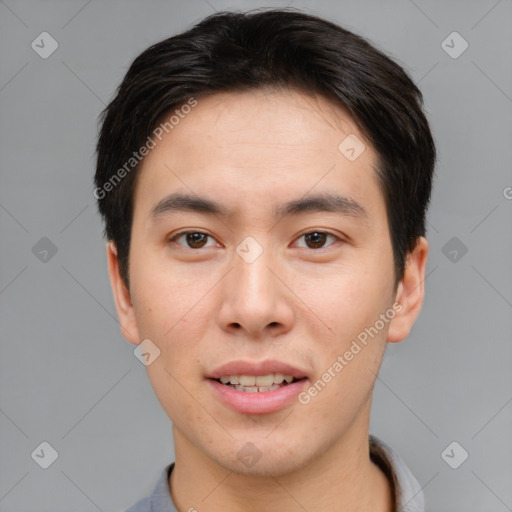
[{"xmin": 168, "ymin": 230, "xmax": 341, "ymax": 250}]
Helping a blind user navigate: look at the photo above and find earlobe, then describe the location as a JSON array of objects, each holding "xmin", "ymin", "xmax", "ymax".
[
  {"xmin": 106, "ymin": 241, "xmax": 141, "ymax": 345},
  {"xmin": 387, "ymin": 237, "xmax": 429, "ymax": 343}
]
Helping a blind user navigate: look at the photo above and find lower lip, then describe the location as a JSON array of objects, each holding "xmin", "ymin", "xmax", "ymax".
[{"xmin": 207, "ymin": 378, "xmax": 309, "ymax": 415}]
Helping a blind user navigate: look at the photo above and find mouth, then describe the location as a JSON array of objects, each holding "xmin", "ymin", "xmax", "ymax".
[
  {"xmin": 212, "ymin": 373, "xmax": 307, "ymax": 393},
  {"xmin": 205, "ymin": 360, "xmax": 310, "ymax": 414}
]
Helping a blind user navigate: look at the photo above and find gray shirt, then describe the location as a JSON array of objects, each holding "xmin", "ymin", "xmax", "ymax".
[{"xmin": 124, "ymin": 436, "xmax": 424, "ymax": 512}]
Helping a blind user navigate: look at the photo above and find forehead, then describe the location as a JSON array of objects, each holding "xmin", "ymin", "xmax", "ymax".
[
  {"xmin": 133, "ymin": 88, "xmax": 383, "ymax": 222},
  {"xmin": 153, "ymin": 88, "xmax": 368, "ymax": 161}
]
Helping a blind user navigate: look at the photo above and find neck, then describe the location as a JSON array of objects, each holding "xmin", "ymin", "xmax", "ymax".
[{"xmin": 169, "ymin": 416, "xmax": 394, "ymax": 512}]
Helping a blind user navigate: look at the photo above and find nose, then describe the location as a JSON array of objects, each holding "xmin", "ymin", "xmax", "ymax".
[{"xmin": 217, "ymin": 245, "xmax": 295, "ymax": 339}]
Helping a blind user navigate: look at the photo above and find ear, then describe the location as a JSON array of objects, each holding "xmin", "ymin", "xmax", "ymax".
[
  {"xmin": 106, "ymin": 241, "xmax": 141, "ymax": 345},
  {"xmin": 387, "ymin": 236, "xmax": 429, "ymax": 343}
]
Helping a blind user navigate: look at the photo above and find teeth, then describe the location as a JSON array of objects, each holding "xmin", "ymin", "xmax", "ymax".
[
  {"xmin": 273, "ymin": 373, "xmax": 285, "ymax": 384},
  {"xmin": 239, "ymin": 375, "xmax": 256, "ymax": 386},
  {"xmin": 255, "ymin": 374, "xmax": 274, "ymax": 387},
  {"xmin": 233, "ymin": 384, "xmax": 283, "ymax": 392},
  {"xmin": 218, "ymin": 373, "xmax": 297, "ymax": 386}
]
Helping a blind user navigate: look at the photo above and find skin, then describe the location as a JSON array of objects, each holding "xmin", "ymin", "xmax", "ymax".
[{"xmin": 107, "ymin": 88, "xmax": 428, "ymax": 512}]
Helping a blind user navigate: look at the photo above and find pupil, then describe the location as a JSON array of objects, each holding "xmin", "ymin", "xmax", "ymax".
[
  {"xmin": 306, "ymin": 232, "xmax": 326, "ymax": 248},
  {"xmin": 187, "ymin": 233, "xmax": 206, "ymax": 248}
]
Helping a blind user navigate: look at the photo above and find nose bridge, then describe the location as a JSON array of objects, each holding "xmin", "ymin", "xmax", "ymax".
[
  {"xmin": 233, "ymin": 242, "xmax": 276, "ymax": 309},
  {"xmin": 218, "ymin": 238, "xmax": 293, "ymax": 336}
]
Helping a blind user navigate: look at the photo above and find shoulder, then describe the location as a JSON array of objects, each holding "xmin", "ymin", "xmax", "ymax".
[
  {"xmin": 122, "ymin": 463, "xmax": 176, "ymax": 512},
  {"xmin": 370, "ymin": 435, "xmax": 425, "ymax": 512},
  {"xmin": 123, "ymin": 495, "xmax": 151, "ymax": 512}
]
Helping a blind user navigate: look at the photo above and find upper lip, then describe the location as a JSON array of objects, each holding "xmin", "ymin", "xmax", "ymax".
[{"xmin": 207, "ymin": 359, "xmax": 309, "ymax": 380}]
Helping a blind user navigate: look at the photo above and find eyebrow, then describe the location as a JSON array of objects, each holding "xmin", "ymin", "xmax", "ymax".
[{"xmin": 149, "ymin": 192, "xmax": 368, "ymax": 222}]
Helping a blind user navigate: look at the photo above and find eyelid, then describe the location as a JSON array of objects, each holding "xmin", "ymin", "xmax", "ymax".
[
  {"xmin": 169, "ymin": 230, "xmax": 219, "ymax": 248},
  {"xmin": 292, "ymin": 229, "xmax": 341, "ymax": 249}
]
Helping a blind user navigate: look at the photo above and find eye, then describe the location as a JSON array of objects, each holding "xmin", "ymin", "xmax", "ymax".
[
  {"xmin": 169, "ymin": 231, "xmax": 218, "ymax": 249},
  {"xmin": 294, "ymin": 231, "xmax": 340, "ymax": 249}
]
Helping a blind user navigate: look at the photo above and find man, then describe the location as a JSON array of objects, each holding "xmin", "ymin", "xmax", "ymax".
[{"xmin": 94, "ymin": 8, "xmax": 435, "ymax": 511}]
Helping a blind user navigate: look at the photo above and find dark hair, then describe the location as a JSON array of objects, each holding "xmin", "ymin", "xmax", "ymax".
[{"xmin": 95, "ymin": 8, "xmax": 436, "ymax": 288}]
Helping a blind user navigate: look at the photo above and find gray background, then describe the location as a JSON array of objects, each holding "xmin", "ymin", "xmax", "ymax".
[{"xmin": 1, "ymin": 0, "xmax": 511, "ymax": 510}]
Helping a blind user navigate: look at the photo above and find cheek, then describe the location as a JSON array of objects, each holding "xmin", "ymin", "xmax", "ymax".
[
  {"xmin": 294, "ymin": 265, "xmax": 393, "ymax": 407},
  {"xmin": 129, "ymin": 265, "xmax": 213, "ymax": 383},
  {"xmin": 129, "ymin": 250, "xmax": 204, "ymax": 339},
  {"xmin": 297, "ymin": 265, "xmax": 392, "ymax": 342}
]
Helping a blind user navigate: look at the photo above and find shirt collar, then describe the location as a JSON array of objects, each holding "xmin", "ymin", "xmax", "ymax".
[{"xmin": 369, "ymin": 435, "xmax": 425, "ymax": 511}]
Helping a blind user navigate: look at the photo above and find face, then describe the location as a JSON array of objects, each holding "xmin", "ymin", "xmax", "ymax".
[{"xmin": 107, "ymin": 88, "xmax": 427, "ymax": 477}]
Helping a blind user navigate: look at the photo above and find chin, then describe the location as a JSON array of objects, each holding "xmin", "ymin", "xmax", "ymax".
[{"xmin": 209, "ymin": 438, "xmax": 316, "ymax": 478}]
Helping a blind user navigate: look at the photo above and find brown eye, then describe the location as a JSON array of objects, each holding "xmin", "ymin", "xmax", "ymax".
[
  {"xmin": 295, "ymin": 231, "xmax": 338, "ymax": 250},
  {"xmin": 171, "ymin": 231, "xmax": 215, "ymax": 249},
  {"xmin": 305, "ymin": 232, "xmax": 327, "ymax": 248},
  {"xmin": 185, "ymin": 233, "xmax": 208, "ymax": 248}
]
